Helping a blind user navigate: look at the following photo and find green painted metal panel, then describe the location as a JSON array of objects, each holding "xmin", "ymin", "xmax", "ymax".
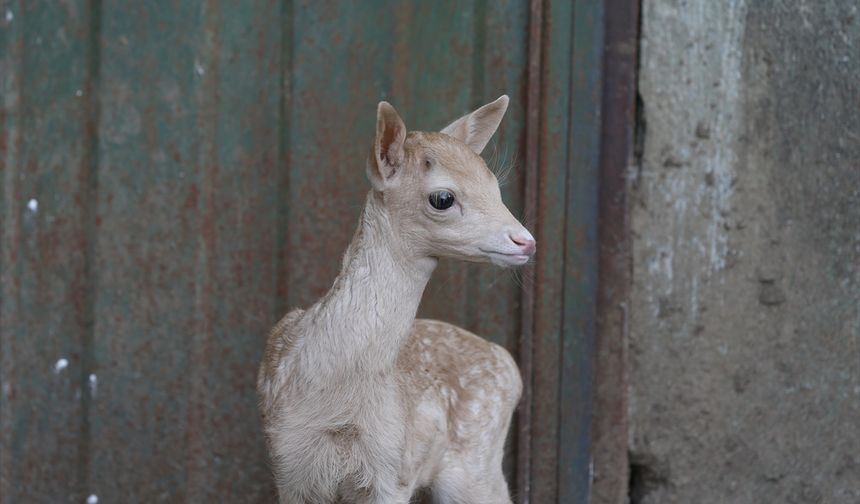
[
  {"xmin": 467, "ymin": 0, "xmax": 529, "ymax": 353},
  {"xmin": 529, "ymin": 0, "xmax": 574, "ymax": 500},
  {"xmin": 560, "ymin": 0, "xmax": 604, "ymax": 501},
  {"xmin": 285, "ymin": 0, "xmax": 398, "ymax": 314},
  {"xmin": 391, "ymin": 0, "xmax": 482, "ymax": 330},
  {"xmin": 284, "ymin": 0, "xmax": 529, "ymax": 487},
  {"xmin": 90, "ymin": 2, "xmax": 202, "ymax": 498},
  {"xmin": 0, "ymin": 1, "xmax": 605, "ymax": 501},
  {"xmin": 90, "ymin": 1, "xmax": 281, "ymax": 501},
  {"xmin": 0, "ymin": 1, "xmax": 97, "ymax": 501},
  {"xmin": 522, "ymin": 1, "xmax": 604, "ymax": 502}
]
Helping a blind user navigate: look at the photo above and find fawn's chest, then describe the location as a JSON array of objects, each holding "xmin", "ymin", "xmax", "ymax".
[{"xmin": 271, "ymin": 371, "xmax": 448, "ymax": 493}]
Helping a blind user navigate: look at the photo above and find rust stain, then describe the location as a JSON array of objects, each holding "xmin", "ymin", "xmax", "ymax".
[
  {"xmin": 591, "ymin": 0, "xmax": 639, "ymax": 501},
  {"xmin": 516, "ymin": 1, "xmax": 545, "ymax": 502},
  {"xmin": 2, "ymin": 1, "xmax": 600, "ymax": 500},
  {"xmin": 184, "ymin": 184, "xmax": 199, "ymax": 210}
]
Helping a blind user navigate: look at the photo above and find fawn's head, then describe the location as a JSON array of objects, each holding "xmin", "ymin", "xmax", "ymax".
[{"xmin": 366, "ymin": 96, "xmax": 535, "ymax": 267}]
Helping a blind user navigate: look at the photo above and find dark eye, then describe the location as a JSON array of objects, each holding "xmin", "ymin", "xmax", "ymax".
[{"xmin": 428, "ymin": 190, "xmax": 455, "ymax": 210}]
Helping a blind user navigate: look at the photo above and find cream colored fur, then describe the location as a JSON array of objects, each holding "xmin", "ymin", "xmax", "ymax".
[{"xmin": 258, "ymin": 96, "xmax": 535, "ymax": 504}]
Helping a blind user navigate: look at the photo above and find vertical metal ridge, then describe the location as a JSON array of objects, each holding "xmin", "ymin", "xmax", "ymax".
[
  {"xmin": 77, "ymin": 0, "xmax": 103, "ymax": 499},
  {"xmin": 274, "ymin": 0, "xmax": 294, "ymax": 320},
  {"xmin": 470, "ymin": 0, "xmax": 487, "ymax": 106},
  {"xmin": 592, "ymin": 0, "xmax": 640, "ymax": 502},
  {"xmin": 0, "ymin": 0, "xmax": 24, "ymax": 493},
  {"xmin": 466, "ymin": 0, "xmax": 487, "ymax": 333},
  {"xmin": 187, "ymin": 0, "xmax": 222, "ymax": 498},
  {"xmin": 556, "ymin": 0, "xmax": 578, "ymax": 499},
  {"xmin": 559, "ymin": 0, "xmax": 607, "ymax": 500},
  {"xmin": 517, "ymin": 0, "xmax": 545, "ymax": 502}
]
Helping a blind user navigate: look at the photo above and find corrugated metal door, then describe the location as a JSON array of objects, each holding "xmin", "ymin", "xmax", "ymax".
[{"xmin": 0, "ymin": 1, "xmax": 603, "ymax": 502}]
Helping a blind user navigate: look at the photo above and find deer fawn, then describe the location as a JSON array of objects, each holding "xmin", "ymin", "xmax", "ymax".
[{"xmin": 258, "ymin": 96, "xmax": 535, "ymax": 503}]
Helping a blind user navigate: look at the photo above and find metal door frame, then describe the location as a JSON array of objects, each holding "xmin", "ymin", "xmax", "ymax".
[{"xmin": 515, "ymin": 1, "xmax": 639, "ymax": 502}]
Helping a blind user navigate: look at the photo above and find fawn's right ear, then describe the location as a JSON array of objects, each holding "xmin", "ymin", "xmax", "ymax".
[{"xmin": 367, "ymin": 101, "xmax": 407, "ymax": 191}]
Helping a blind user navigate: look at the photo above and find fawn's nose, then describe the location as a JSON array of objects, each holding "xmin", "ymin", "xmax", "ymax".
[{"xmin": 508, "ymin": 231, "xmax": 537, "ymax": 256}]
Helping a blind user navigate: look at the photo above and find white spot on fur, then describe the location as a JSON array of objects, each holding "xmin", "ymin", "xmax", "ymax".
[
  {"xmin": 194, "ymin": 59, "xmax": 205, "ymax": 76},
  {"xmin": 76, "ymin": 89, "xmax": 83, "ymax": 97},
  {"xmin": 27, "ymin": 198, "xmax": 38, "ymax": 212},
  {"xmin": 54, "ymin": 358, "xmax": 68, "ymax": 373},
  {"xmin": 87, "ymin": 494, "xmax": 98, "ymax": 504},
  {"xmin": 5, "ymin": 9, "xmax": 13, "ymax": 22}
]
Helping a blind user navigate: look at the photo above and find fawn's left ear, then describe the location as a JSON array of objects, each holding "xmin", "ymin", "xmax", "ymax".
[
  {"xmin": 440, "ymin": 95, "xmax": 509, "ymax": 154},
  {"xmin": 368, "ymin": 101, "xmax": 407, "ymax": 191}
]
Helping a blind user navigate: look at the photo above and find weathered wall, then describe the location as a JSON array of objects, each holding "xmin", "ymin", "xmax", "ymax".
[
  {"xmin": 2, "ymin": 1, "xmax": 603, "ymax": 501},
  {"xmin": 631, "ymin": 0, "xmax": 860, "ymax": 502}
]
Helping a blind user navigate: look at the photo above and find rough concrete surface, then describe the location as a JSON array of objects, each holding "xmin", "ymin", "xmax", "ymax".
[{"xmin": 630, "ymin": 0, "xmax": 860, "ymax": 502}]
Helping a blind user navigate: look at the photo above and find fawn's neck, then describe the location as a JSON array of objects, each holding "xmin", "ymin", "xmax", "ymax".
[{"xmin": 298, "ymin": 191, "xmax": 436, "ymax": 381}]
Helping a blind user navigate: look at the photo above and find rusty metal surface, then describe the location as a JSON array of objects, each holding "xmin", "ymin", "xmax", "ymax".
[
  {"xmin": 519, "ymin": 1, "xmax": 607, "ymax": 502},
  {"xmin": 517, "ymin": 0, "xmax": 543, "ymax": 500},
  {"xmin": 591, "ymin": 0, "xmax": 639, "ymax": 502},
  {"xmin": 559, "ymin": 0, "xmax": 605, "ymax": 500},
  {"xmin": 283, "ymin": 0, "xmax": 531, "ymax": 490},
  {"xmin": 0, "ymin": 1, "xmax": 610, "ymax": 501},
  {"xmin": 528, "ymin": 0, "xmax": 572, "ymax": 501},
  {"xmin": 88, "ymin": 1, "xmax": 282, "ymax": 501},
  {"xmin": 0, "ymin": 1, "xmax": 98, "ymax": 501}
]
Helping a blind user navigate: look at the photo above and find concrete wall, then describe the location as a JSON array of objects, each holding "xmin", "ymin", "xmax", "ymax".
[{"xmin": 630, "ymin": 0, "xmax": 860, "ymax": 502}]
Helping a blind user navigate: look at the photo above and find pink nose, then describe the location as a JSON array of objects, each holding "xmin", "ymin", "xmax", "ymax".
[{"xmin": 509, "ymin": 234, "xmax": 536, "ymax": 256}]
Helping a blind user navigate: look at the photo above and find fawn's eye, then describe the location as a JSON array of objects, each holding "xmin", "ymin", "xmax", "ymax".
[{"xmin": 428, "ymin": 191, "xmax": 455, "ymax": 210}]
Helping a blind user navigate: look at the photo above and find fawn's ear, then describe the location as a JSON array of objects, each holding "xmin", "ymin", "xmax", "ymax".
[
  {"xmin": 368, "ymin": 101, "xmax": 407, "ymax": 191},
  {"xmin": 440, "ymin": 95, "xmax": 509, "ymax": 154}
]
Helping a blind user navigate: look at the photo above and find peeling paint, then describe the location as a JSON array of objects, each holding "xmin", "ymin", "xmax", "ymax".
[
  {"xmin": 89, "ymin": 373, "xmax": 98, "ymax": 397},
  {"xmin": 54, "ymin": 358, "xmax": 69, "ymax": 374},
  {"xmin": 637, "ymin": 0, "xmax": 748, "ymax": 324}
]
